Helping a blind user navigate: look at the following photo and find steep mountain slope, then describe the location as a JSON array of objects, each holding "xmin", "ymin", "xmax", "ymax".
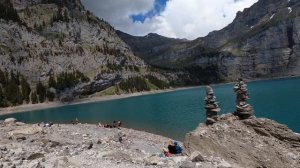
[
  {"xmin": 0, "ymin": 0, "xmax": 174, "ymax": 106},
  {"xmin": 119, "ymin": 0, "xmax": 300, "ymax": 81},
  {"xmin": 116, "ymin": 30, "xmax": 186, "ymax": 66}
]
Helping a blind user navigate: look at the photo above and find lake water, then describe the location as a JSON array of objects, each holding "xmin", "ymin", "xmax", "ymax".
[{"xmin": 1, "ymin": 77, "xmax": 300, "ymax": 140}]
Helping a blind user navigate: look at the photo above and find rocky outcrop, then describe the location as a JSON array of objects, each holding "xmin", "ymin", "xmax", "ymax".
[
  {"xmin": 184, "ymin": 114, "xmax": 300, "ymax": 168},
  {"xmin": 2, "ymin": 114, "xmax": 299, "ymax": 168},
  {"xmin": 119, "ymin": 0, "xmax": 300, "ymax": 82}
]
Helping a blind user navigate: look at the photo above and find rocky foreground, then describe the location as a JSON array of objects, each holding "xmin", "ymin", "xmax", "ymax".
[
  {"xmin": 184, "ymin": 114, "xmax": 300, "ymax": 168},
  {"xmin": 1, "ymin": 115, "xmax": 300, "ymax": 168},
  {"xmin": 0, "ymin": 118, "xmax": 231, "ymax": 168}
]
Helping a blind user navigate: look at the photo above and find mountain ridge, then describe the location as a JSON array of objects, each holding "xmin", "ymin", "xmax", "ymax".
[{"xmin": 118, "ymin": 0, "xmax": 300, "ymax": 81}]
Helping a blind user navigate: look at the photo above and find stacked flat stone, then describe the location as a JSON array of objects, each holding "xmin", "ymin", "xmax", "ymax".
[
  {"xmin": 205, "ymin": 86, "xmax": 220, "ymax": 125},
  {"xmin": 233, "ymin": 78, "xmax": 254, "ymax": 119}
]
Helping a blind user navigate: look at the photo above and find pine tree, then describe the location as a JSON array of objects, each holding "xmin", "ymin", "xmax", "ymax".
[
  {"xmin": 0, "ymin": 0, "xmax": 21, "ymax": 23},
  {"xmin": 36, "ymin": 81, "xmax": 46, "ymax": 103},
  {"xmin": 48, "ymin": 75, "xmax": 57, "ymax": 88},
  {"xmin": 0, "ymin": 86, "xmax": 6, "ymax": 107},
  {"xmin": 0, "ymin": 69, "xmax": 6, "ymax": 86},
  {"xmin": 4, "ymin": 74, "xmax": 23, "ymax": 106},
  {"xmin": 21, "ymin": 77, "xmax": 31, "ymax": 103},
  {"xmin": 31, "ymin": 91, "xmax": 38, "ymax": 104},
  {"xmin": 46, "ymin": 90, "xmax": 55, "ymax": 101}
]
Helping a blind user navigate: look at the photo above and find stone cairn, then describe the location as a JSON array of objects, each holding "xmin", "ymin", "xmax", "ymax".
[
  {"xmin": 204, "ymin": 86, "xmax": 220, "ymax": 125},
  {"xmin": 233, "ymin": 78, "xmax": 254, "ymax": 119}
]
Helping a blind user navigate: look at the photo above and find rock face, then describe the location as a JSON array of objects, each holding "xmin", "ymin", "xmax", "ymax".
[
  {"xmin": 1, "ymin": 0, "xmax": 145, "ymax": 81},
  {"xmin": 119, "ymin": 0, "xmax": 300, "ymax": 82},
  {"xmin": 0, "ymin": 0, "xmax": 174, "ymax": 101},
  {"xmin": 184, "ymin": 114, "xmax": 300, "ymax": 168},
  {"xmin": 116, "ymin": 30, "xmax": 185, "ymax": 66}
]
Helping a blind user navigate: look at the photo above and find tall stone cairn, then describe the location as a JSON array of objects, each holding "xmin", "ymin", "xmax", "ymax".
[
  {"xmin": 205, "ymin": 86, "xmax": 220, "ymax": 125},
  {"xmin": 233, "ymin": 78, "xmax": 254, "ymax": 119}
]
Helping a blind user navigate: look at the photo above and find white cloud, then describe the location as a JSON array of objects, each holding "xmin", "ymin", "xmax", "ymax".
[
  {"xmin": 81, "ymin": 0, "xmax": 258, "ymax": 40},
  {"xmin": 81, "ymin": 0, "xmax": 155, "ymax": 31}
]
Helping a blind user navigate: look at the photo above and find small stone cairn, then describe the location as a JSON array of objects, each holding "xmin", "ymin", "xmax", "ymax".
[
  {"xmin": 233, "ymin": 78, "xmax": 254, "ymax": 119},
  {"xmin": 204, "ymin": 86, "xmax": 220, "ymax": 125}
]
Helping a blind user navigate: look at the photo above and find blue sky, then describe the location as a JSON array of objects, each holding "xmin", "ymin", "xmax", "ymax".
[{"xmin": 131, "ymin": 0, "xmax": 168, "ymax": 23}]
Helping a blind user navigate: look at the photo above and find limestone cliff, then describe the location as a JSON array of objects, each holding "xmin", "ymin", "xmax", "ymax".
[
  {"xmin": 0, "ymin": 0, "xmax": 175, "ymax": 103},
  {"xmin": 118, "ymin": 0, "xmax": 300, "ymax": 82}
]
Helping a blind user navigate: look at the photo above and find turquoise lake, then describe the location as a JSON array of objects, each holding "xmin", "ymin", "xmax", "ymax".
[{"xmin": 1, "ymin": 77, "xmax": 300, "ymax": 140}]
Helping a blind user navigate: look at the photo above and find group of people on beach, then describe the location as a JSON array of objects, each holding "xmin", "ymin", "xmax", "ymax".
[
  {"xmin": 99, "ymin": 120, "xmax": 122, "ymax": 128},
  {"xmin": 162, "ymin": 139, "xmax": 183, "ymax": 157}
]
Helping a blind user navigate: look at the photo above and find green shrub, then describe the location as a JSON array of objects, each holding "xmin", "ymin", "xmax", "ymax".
[
  {"xmin": 145, "ymin": 75, "xmax": 169, "ymax": 89},
  {"xmin": 118, "ymin": 76, "xmax": 150, "ymax": 92}
]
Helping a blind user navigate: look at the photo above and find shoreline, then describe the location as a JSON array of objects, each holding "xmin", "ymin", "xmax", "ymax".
[
  {"xmin": 0, "ymin": 86, "xmax": 200, "ymax": 116},
  {"xmin": 0, "ymin": 75, "xmax": 299, "ymax": 116}
]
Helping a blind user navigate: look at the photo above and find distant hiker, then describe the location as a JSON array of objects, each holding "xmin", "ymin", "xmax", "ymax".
[
  {"xmin": 104, "ymin": 123, "xmax": 113, "ymax": 128},
  {"xmin": 117, "ymin": 121, "xmax": 122, "ymax": 127},
  {"xmin": 113, "ymin": 121, "xmax": 117, "ymax": 127},
  {"xmin": 44, "ymin": 122, "xmax": 53, "ymax": 127},
  {"xmin": 71, "ymin": 118, "xmax": 80, "ymax": 125}
]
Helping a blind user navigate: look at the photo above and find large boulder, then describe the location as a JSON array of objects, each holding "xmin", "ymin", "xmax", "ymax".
[
  {"xmin": 184, "ymin": 114, "xmax": 300, "ymax": 168},
  {"xmin": 4, "ymin": 118, "xmax": 17, "ymax": 124}
]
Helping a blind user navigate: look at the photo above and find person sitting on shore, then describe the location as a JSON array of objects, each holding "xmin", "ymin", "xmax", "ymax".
[
  {"xmin": 167, "ymin": 140, "xmax": 182, "ymax": 155},
  {"xmin": 174, "ymin": 141, "xmax": 182, "ymax": 154},
  {"xmin": 167, "ymin": 139, "xmax": 177, "ymax": 154},
  {"xmin": 44, "ymin": 122, "xmax": 53, "ymax": 127},
  {"xmin": 113, "ymin": 121, "xmax": 117, "ymax": 127},
  {"xmin": 71, "ymin": 118, "xmax": 79, "ymax": 125},
  {"xmin": 117, "ymin": 121, "xmax": 122, "ymax": 127}
]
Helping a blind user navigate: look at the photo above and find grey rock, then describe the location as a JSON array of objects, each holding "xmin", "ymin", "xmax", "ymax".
[
  {"xmin": 29, "ymin": 161, "xmax": 44, "ymax": 168},
  {"xmin": 15, "ymin": 122, "xmax": 26, "ymax": 126},
  {"xmin": 13, "ymin": 160, "xmax": 23, "ymax": 166},
  {"xmin": 191, "ymin": 154, "xmax": 205, "ymax": 162},
  {"xmin": 103, "ymin": 152, "xmax": 132, "ymax": 162},
  {"xmin": 144, "ymin": 155, "xmax": 161, "ymax": 165},
  {"xmin": 4, "ymin": 118, "xmax": 17, "ymax": 124},
  {"xmin": 179, "ymin": 161, "xmax": 196, "ymax": 168},
  {"xmin": 96, "ymin": 139, "xmax": 102, "ymax": 144},
  {"xmin": 27, "ymin": 153, "xmax": 45, "ymax": 160},
  {"xmin": 16, "ymin": 136, "xmax": 26, "ymax": 141},
  {"xmin": 81, "ymin": 141, "xmax": 93, "ymax": 150},
  {"xmin": 49, "ymin": 141, "xmax": 60, "ymax": 148}
]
